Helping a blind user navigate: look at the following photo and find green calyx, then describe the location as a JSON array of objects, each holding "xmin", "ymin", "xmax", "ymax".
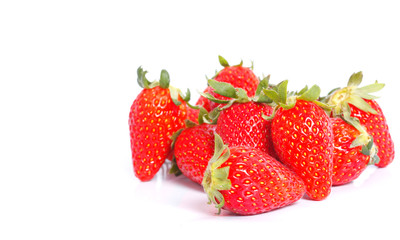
[
  {"xmin": 327, "ymin": 71, "xmax": 385, "ymax": 116},
  {"xmin": 261, "ymin": 80, "xmax": 331, "ymax": 120},
  {"xmin": 218, "ymin": 55, "xmax": 244, "ymax": 68},
  {"xmin": 201, "ymin": 133, "xmax": 232, "ymax": 214},
  {"xmin": 137, "ymin": 66, "xmax": 191, "ymax": 107},
  {"xmin": 340, "ymin": 104, "xmax": 380, "ymax": 164},
  {"xmin": 200, "ymin": 75, "xmax": 273, "ymax": 112},
  {"xmin": 198, "ymin": 107, "xmax": 220, "ymax": 125},
  {"xmin": 263, "ymin": 81, "xmax": 324, "ymax": 108},
  {"xmin": 137, "ymin": 66, "xmax": 170, "ymax": 89}
]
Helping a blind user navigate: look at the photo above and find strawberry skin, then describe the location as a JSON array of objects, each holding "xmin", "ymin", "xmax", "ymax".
[
  {"xmin": 331, "ymin": 118, "xmax": 370, "ymax": 185},
  {"xmin": 187, "ymin": 107, "xmax": 200, "ymax": 124},
  {"xmin": 216, "ymin": 101, "xmax": 276, "ymax": 157},
  {"xmin": 129, "ymin": 86, "xmax": 187, "ymax": 181},
  {"xmin": 209, "ymin": 65, "xmax": 259, "ymax": 110},
  {"xmin": 203, "ymin": 145, "xmax": 305, "ymax": 215},
  {"xmin": 349, "ymin": 99, "xmax": 394, "ymax": 168},
  {"xmin": 174, "ymin": 124, "xmax": 216, "ymax": 184},
  {"xmin": 271, "ymin": 100, "xmax": 334, "ymax": 200}
]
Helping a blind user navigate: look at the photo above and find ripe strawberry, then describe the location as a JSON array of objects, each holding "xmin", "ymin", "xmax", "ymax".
[
  {"xmin": 203, "ymin": 75, "xmax": 276, "ymax": 156},
  {"xmin": 265, "ymin": 82, "xmax": 334, "ymax": 200},
  {"xmin": 202, "ymin": 134, "xmax": 305, "ymax": 215},
  {"xmin": 208, "ymin": 56, "xmax": 259, "ymax": 110},
  {"xmin": 173, "ymin": 123, "xmax": 216, "ymax": 184},
  {"xmin": 216, "ymin": 101, "xmax": 276, "ymax": 157},
  {"xmin": 331, "ymin": 117, "xmax": 377, "ymax": 185},
  {"xmin": 327, "ymin": 72, "xmax": 394, "ymax": 168},
  {"xmin": 129, "ymin": 67, "xmax": 187, "ymax": 181}
]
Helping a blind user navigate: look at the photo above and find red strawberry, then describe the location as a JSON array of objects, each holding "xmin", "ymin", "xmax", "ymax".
[
  {"xmin": 204, "ymin": 76, "xmax": 276, "ymax": 156},
  {"xmin": 129, "ymin": 67, "xmax": 187, "ymax": 181},
  {"xmin": 331, "ymin": 117, "xmax": 377, "ymax": 185},
  {"xmin": 202, "ymin": 134, "xmax": 305, "ymax": 215},
  {"xmin": 173, "ymin": 123, "xmax": 216, "ymax": 184},
  {"xmin": 216, "ymin": 101, "xmax": 276, "ymax": 157},
  {"xmin": 265, "ymin": 83, "xmax": 334, "ymax": 200},
  {"xmin": 327, "ymin": 72, "xmax": 394, "ymax": 168},
  {"xmin": 208, "ymin": 56, "xmax": 259, "ymax": 110}
]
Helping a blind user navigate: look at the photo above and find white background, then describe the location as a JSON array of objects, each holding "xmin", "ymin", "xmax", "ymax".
[{"xmin": 1, "ymin": 1, "xmax": 399, "ymax": 239}]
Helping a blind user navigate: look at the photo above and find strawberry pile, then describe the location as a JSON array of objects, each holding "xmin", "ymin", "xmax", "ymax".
[{"xmin": 129, "ymin": 56, "xmax": 395, "ymax": 215}]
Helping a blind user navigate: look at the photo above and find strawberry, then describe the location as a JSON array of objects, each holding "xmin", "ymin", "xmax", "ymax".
[
  {"xmin": 129, "ymin": 67, "xmax": 187, "ymax": 181},
  {"xmin": 216, "ymin": 101, "xmax": 275, "ymax": 157},
  {"xmin": 173, "ymin": 123, "xmax": 216, "ymax": 184},
  {"xmin": 264, "ymin": 82, "xmax": 334, "ymax": 200},
  {"xmin": 202, "ymin": 134, "xmax": 305, "ymax": 215},
  {"xmin": 331, "ymin": 117, "xmax": 378, "ymax": 185},
  {"xmin": 207, "ymin": 56, "xmax": 259, "ymax": 110},
  {"xmin": 327, "ymin": 72, "xmax": 394, "ymax": 168},
  {"xmin": 204, "ymin": 76, "xmax": 276, "ymax": 157}
]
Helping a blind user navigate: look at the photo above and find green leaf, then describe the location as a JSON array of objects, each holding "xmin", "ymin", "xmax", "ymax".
[
  {"xmin": 367, "ymin": 136, "xmax": 374, "ymax": 149},
  {"xmin": 207, "ymin": 79, "xmax": 238, "ymax": 98},
  {"xmin": 298, "ymin": 85, "xmax": 321, "ymax": 101},
  {"xmin": 255, "ymin": 75, "xmax": 270, "ymax": 96},
  {"xmin": 137, "ymin": 66, "xmax": 151, "ymax": 88},
  {"xmin": 297, "ymin": 85, "xmax": 309, "ymax": 96},
  {"xmin": 361, "ymin": 145, "xmax": 370, "ymax": 156},
  {"xmin": 180, "ymin": 88, "xmax": 191, "ymax": 102},
  {"xmin": 255, "ymin": 92, "xmax": 273, "ymax": 104},
  {"xmin": 234, "ymin": 60, "xmax": 243, "ymax": 67},
  {"xmin": 169, "ymin": 157, "xmax": 182, "ymax": 176},
  {"xmin": 184, "ymin": 119, "xmax": 197, "ymax": 128},
  {"xmin": 198, "ymin": 106, "xmax": 220, "ymax": 125},
  {"xmin": 199, "ymin": 91, "xmax": 231, "ymax": 104},
  {"xmin": 313, "ymin": 100, "xmax": 333, "ymax": 111},
  {"xmin": 348, "ymin": 95, "xmax": 377, "ymax": 114},
  {"xmin": 277, "ymin": 80, "xmax": 288, "ymax": 104},
  {"xmin": 212, "ymin": 134, "xmax": 226, "ymax": 163},
  {"xmin": 347, "ymin": 71, "xmax": 363, "ymax": 87},
  {"xmin": 159, "ymin": 69, "xmax": 170, "ymax": 89},
  {"xmin": 351, "ymin": 135, "xmax": 365, "ymax": 148},
  {"xmin": 198, "ymin": 107, "xmax": 208, "ymax": 125},
  {"xmin": 280, "ymin": 97, "xmax": 296, "ymax": 109},
  {"xmin": 212, "ymin": 166, "xmax": 231, "ymax": 190},
  {"xmin": 218, "ymin": 55, "xmax": 229, "ymax": 67},
  {"xmin": 235, "ymin": 88, "xmax": 250, "ymax": 102},
  {"xmin": 369, "ymin": 154, "xmax": 380, "ymax": 165},
  {"xmin": 356, "ymin": 81, "xmax": 385, "ymax": 93},
  {"xmin": 169, "ymin": 86, "xmax": 182, "ymax": 106},
  {"xmin": 354, "ymin": 92, "xmax": 380, "ymax": 100},
  {"xmin": 263, "ymin": 89, "xmax": 280, "ymax": 103},
  {"xmin": 209, "ymin": 107, "xmax": 221, "ymax": 120}
]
